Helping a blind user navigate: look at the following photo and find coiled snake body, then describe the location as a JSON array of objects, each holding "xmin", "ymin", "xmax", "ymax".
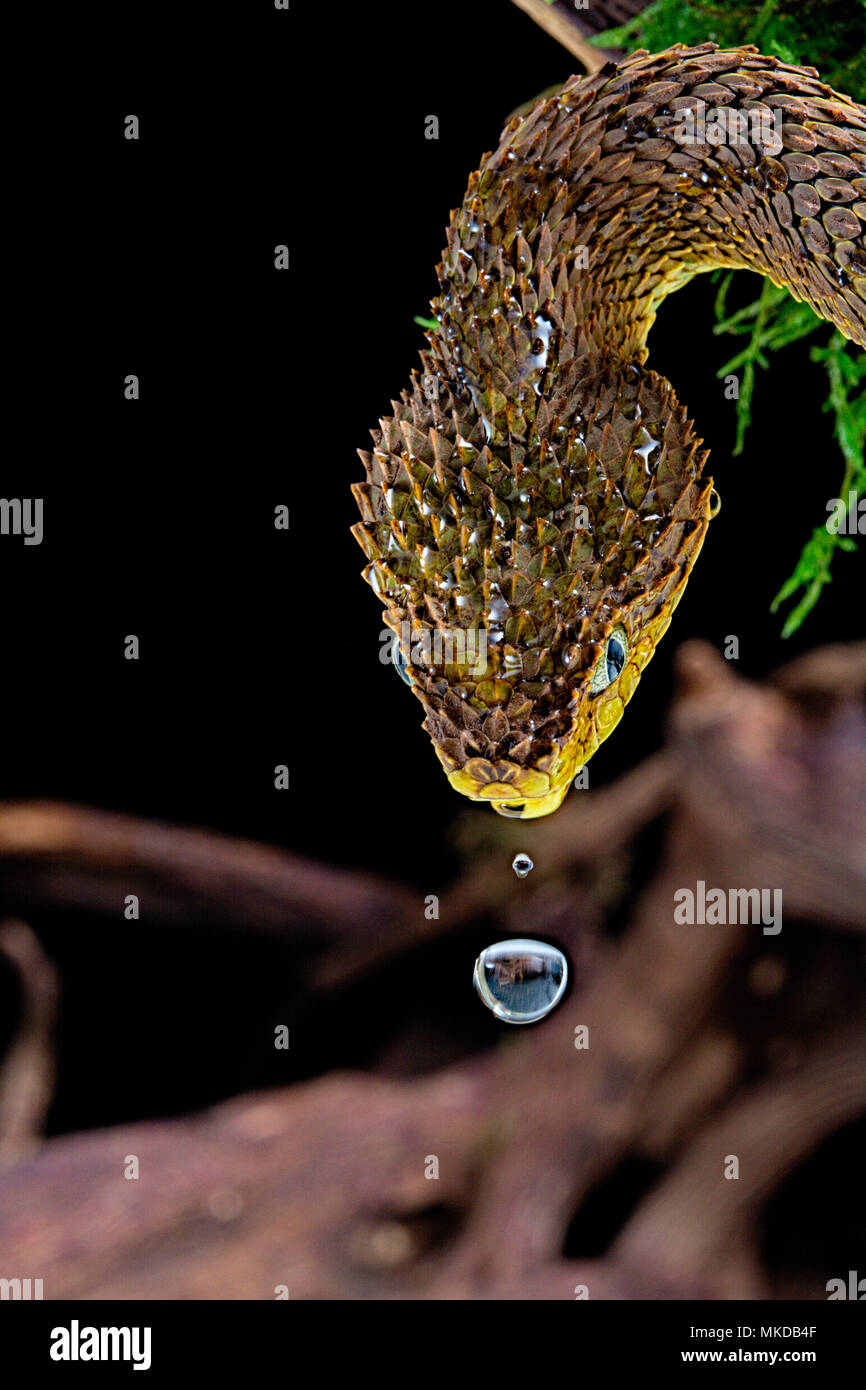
[{"xmin": 352, "ymin": 44, "xmax": 866, "ymax": 818}]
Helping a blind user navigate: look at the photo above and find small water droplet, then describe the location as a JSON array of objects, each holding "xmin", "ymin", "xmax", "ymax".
[
  {"xmin": 473, "ymin": 939, "xmax": 568, "ymax": 1025},
  {"xmin": 526, "ymin": 315, "xmax": 553, "ymax": 369},
  {"xmin": 634, "ymin": 426, "xmax": 661, "ymax": 466},
  {"xmin": 512, "ymin": 853, "xmax": 534, "ymax": 878},
  {"xmin": 391, "ymin": 642, "xmax": 414, "ymax": 687}
]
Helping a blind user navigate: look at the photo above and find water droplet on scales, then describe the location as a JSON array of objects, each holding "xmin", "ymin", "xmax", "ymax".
[
  {"xmin": 634, "ymin": 426, "xmax": 660, "ymax": 466},
  {"xmin": 512, "ymin": 852, "xmax": 534, "ymax": 878},
  {"xmin": 473, "ymin": 939, "xmax": 568, "ymax": 1025}
]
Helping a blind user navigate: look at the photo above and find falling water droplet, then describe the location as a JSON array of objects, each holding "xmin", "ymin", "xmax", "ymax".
[
  {"xmin": 473, "ymin": 939, "xmax": 568, "ymax": 1025},
  {"xmin": 512, "ymin": 853, "xmax": 534, "ymax": 878}
]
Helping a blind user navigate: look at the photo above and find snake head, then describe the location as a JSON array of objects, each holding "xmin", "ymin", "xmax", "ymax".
[
  {"xmin": 352, "ymin": 45, "xmax": 866, "ymax": 817},
  {"xmin": 353, "ymin": 352, "xmax": 716, "ymax": 819}
]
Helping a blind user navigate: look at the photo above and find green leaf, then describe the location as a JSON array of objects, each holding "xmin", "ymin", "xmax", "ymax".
[{"xmin": 770, "ymin": 334, "xmax": 865, "ymax": 635}]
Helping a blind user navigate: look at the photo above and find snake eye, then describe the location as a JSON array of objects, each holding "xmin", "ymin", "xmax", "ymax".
[
  {"xmin": 392, "ymin": 642, "xmax": 414, "ymax": 687},
  {"xmin": 588, "ymin": 625, "xmax": 628, "ymax": 695}
]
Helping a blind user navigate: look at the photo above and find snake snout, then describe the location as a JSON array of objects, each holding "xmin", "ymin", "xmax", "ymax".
[
  {"xmin": 489, "ymin": 785, "xmax": 572, "ymax": 819},
  {"xmin": 442, "ymin": 756, "xmax": 574, "ymax": 818}
]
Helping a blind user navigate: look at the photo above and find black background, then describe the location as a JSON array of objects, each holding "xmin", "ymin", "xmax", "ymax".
[{"xmin": 3, "ymin": 2, "xmax": 863, "ymax": 1145}]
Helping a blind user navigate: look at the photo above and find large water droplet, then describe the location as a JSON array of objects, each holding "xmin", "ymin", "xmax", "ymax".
[
  {"xmin": 473, "ymin": 938, "xmax": 568, "ymax": 1025},
  {"xmin": 512, "ymin": 852, "xmax": 534, "ymax": 878}
]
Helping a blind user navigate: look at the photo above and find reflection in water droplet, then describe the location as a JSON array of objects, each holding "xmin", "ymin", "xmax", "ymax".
[
  {"xmin": 473, "ymin": 938, "xmax": 567, "ymax": 1024},
  {"xmin": 512, "ymin": 852, "xmax": 534, "ymax": 878}
]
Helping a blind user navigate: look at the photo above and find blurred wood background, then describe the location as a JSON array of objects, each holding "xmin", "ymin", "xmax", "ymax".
[{"xmin": 1, "ymin": 640, "xmax": 863, "ymax": 1298}]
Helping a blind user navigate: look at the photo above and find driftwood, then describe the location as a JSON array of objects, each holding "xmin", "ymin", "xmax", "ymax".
[
  {"xmin": 508, "ymin": 0, "xmax": 648, "ymax": 73},
  {"xmin": 510, "ymin": 0, "xmax": 608, "ymax": 73},
  {"xmin": 0, "ymin": 922, "xmax": 58, "ymax": 1171},
  {"xmin": 0, "ymin": 641, "xmax": 863, "ymax": 1298}
]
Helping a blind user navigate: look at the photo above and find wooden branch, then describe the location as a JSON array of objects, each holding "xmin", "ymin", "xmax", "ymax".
[
  {"xmin": 0, "ymin": 1063, "xmax": 745, "ymax": 1300},
  {"xmin": 0, "ymin": 920, "xmax": 58, "ymax": 1168},
  {"xmin": 0, "ymin": 1071, "xmax": 487, "ymax": 1299},
  {"xmin": 668, "ymin": 642, "xmax": 866, "ymax": 933},
  {"xmin": 0, "ymin": 801, "xmax": 421, "ymax": 941},
  {"xmin": 613, "ymin": 1024, "xmax": 866, "ymax": 1290},
  {"xmin": 510, "ymin": 0, "xmax": 609, "ymax": 72},
  {"xmin": 636, "ymin": 1027, "xmax": 743, "ymax": 1161}
]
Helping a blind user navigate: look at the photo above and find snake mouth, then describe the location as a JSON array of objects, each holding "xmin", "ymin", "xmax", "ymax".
[
  {"xmin": 442, "ymin": 757, "xmax": 574, "ymax": 818},
  {"xmin": 489, "ymin": 786, "xmax": 571, "ymax": 819},
  {"xmin": 440, "ymin": 744, "xmax": 584, "ymax": 817}
]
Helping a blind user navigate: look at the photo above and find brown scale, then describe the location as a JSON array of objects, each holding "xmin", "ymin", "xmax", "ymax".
[{"xmin": 352, "ymin": 44, "xmax": 866, "ymax": 819}]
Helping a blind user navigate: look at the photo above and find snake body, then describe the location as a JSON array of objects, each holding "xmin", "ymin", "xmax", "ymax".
[{"xmin": 352, "ymin": 44, "xmax": 866, "ymax": 818}]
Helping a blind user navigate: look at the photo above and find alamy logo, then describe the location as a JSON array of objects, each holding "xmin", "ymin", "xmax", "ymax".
[
  {"xmin": 826, "ymin": 491, "xmax": 865, "ymax": 535},
  {"xmin": 50, "ymin": 1320, "xmax": 152, "ymax": 1371},
  {"xmin": 380, "ymin": 622, "xmax": 488, "ymax": 676},
  {"xmin": 826, "ymin": 1271, "xmax": 865, "ymax": 1299},
  {"xmin": 674, "ymin": 881, "xmax": 782, "ymax": 935},
  {"xmin": 673, "ymin": 99, "xmax": 782, "ymax": 155},
  {"xmin": 0, "ymin": 498, "xmax": 43, "ymax": 545},
  {"xmin": 0, "ymin": 1277, "xmax": 43, "ymax": 1299}
]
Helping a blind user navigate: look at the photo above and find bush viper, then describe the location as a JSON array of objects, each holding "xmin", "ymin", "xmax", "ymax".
[{"xmin": 352, "ymin": 43, "xmax": 866, "ymax": 818}]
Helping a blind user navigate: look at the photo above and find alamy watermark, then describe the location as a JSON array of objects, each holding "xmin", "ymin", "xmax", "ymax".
[
  {"xmin": 380, "ymin": 622, "xmax": 488, "ymax": 676},
  {"xmin": 826, "ymin": 1270, "xmax": 865, "ymax": 1299},
  {"xmin": 826, "ymin": 490, "xmax": 864, "ymax": 535},
  {"xmin": 674, "ymin": 881, "xmax": 782, "ymax": 935},
  {"xmin": 1, "ymin": 1277, "xmax": 43, "ymax": 1299},
  {"xmin": 50, "ymin": 1321, "xmax": 152, "ymax": 1371},
  {"xmin": 0, "ymin": 498, "xmax": 43, "ymax": 545},
  {"xmin": 673, "ymin": 100, "xmax": 782, "ymax": 156}
]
